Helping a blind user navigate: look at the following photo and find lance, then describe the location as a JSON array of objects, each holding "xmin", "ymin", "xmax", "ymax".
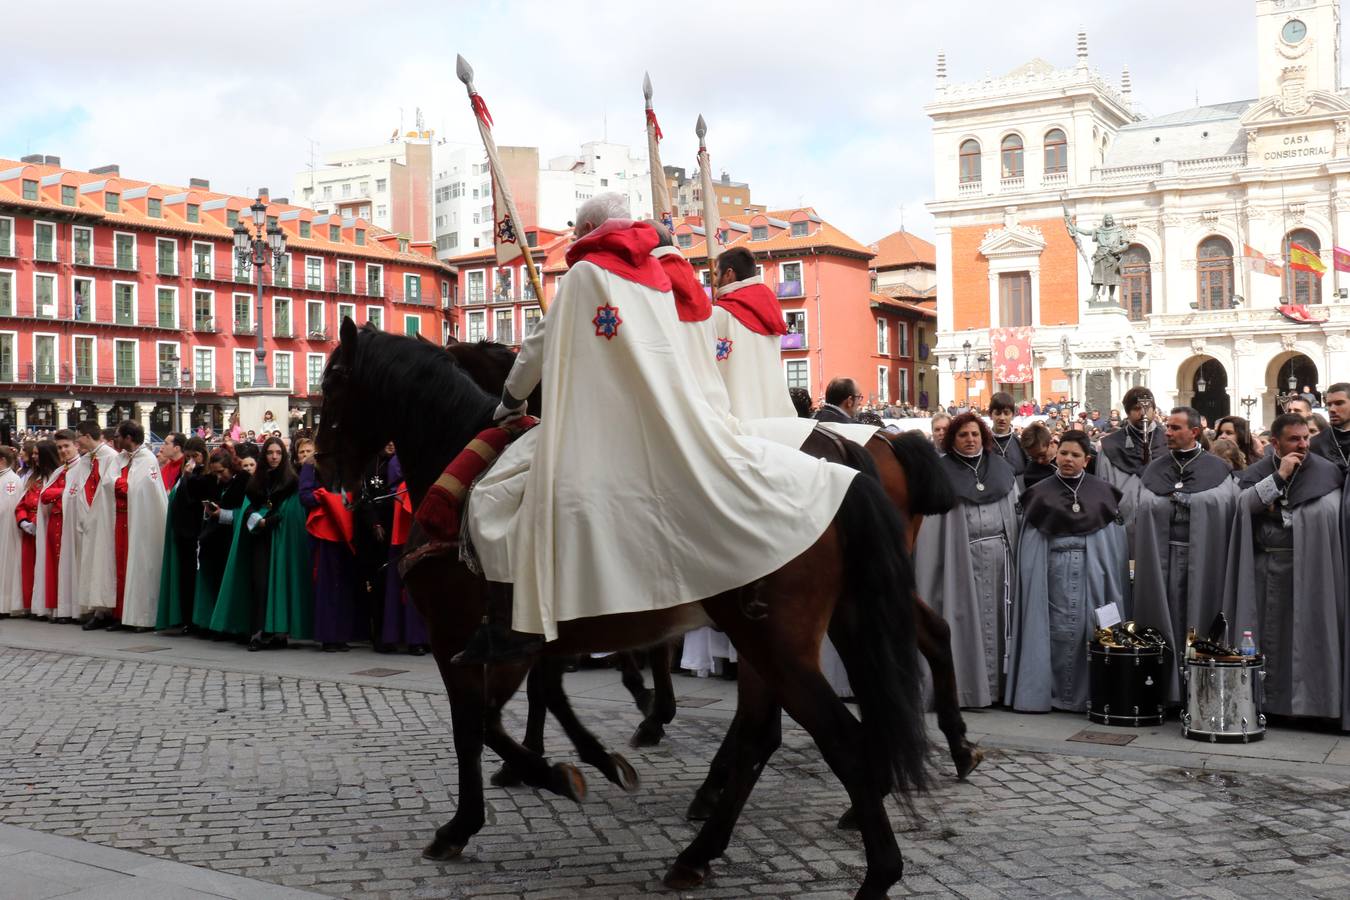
[
  {"xmin": 643, "ymin": 73, "xmax": 673, "ymax": 229},
  {"xmin": 456, "ymin": 54, "xmax": 548, "ymax": 311},
  {"xmin": 1060, "ymin": 192, "xmax": 1092, "ymax": 270},
  {"xmin": 696, "ymin": 113, "xmax": 721, "ymax": 289}
]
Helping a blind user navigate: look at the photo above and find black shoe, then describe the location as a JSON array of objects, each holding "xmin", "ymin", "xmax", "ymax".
[
  {"xmin": 268, "ymin": 636, "xmax": 288, "ymax": 650},
  {"xmin": 451, "ymin": 622, "xmax": 542, "ymax": 666},
  {"xmin": 409, "ymin": 644, "xmax": 428, "ymax": 656},
  {"xmin": 322, "ymin": 642, "xmax": 340, "ymax": 653},
  {"xmin": 82, "ymin": 616, "xmax": 106, "ymax": 631},
  {"xmin": 55, "ymin": 617, "xmax": 74, "ymax": 625},
  {"xmin": 105, "ymin": 622, "xmax": 126, "ymax": 632},
  {"xmin": 372, "ymin": 642, "xmax": 396, "ymax": 654},
  {"xmin": 247, "ymin": 635, "xmax": 266, "ymax": 652}
]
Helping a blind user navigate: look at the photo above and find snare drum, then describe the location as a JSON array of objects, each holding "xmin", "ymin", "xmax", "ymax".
[
  {"xmin": 1181, "ymin": 656, "xmax": 1265, "ymax": 743},
  {"xmin": 1087, "ymin": 644, "xmax": 1167, "ymax": 726}
]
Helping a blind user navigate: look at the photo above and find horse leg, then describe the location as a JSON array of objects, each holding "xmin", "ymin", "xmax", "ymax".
[
  {"xmin": 631, "ymin": 639, "xmax": 678, "ymax": 747},
  {"xmin": 422, "ymin": 663, "xmax": 489, "ymax": 861},
  {"xmin": 536, "ymin": 657, "xmax": 641, "ymax": 793},
  {"xmin": 490, "ymin": 663, "xmax": 548, "ymax": 788},
  {"xmin": 916, "ymin": 599, "xmax": 982, "ymax": 779},
  {"xmin": 481, "ymin": 663, "xmax": 589, "ymax": 803},
  {"xmin": 617, "ymin": 649, "xmax": 656, "ymax": 718},
  {"xmin": 685, "ymin": 710, "xmax": 741, "ymax": 820},
  {"xmin": 664, "ymin": 661, "xmax": 782, "ymax": 890}
]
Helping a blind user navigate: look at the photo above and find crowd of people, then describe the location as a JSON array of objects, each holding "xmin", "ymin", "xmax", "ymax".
[{"xmin": 0, "ymin": 421, "xmax": 429, "ymax": 655}]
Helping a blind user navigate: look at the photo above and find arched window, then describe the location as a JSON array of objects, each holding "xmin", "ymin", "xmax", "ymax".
[
  {"xmin": 1121, "ymin": 244, "xmax": 1151, "ymax": 321},
  {"xmin": 1284, "ymin": 228, "xmax": 1322, "ymax": 305},
  {"xmin": 1196, "ymin": 236, "xmax": 1235, "ymax": 311},
  {"xmin": 1000, "ymin": 134, "xmax": 1024, "ymax": 179},
  {"xmin": 959, "ymin": 139, "xmax": 981, "ymax": 184},
  {"xmin": 1044, "ymin": 128, "xmax": 1068, "ymax": 174}
]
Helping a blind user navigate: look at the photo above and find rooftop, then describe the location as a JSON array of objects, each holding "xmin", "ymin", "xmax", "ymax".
[{"xmin": 869, "ymin": 230, "xmax": 936, "ymax": 270}]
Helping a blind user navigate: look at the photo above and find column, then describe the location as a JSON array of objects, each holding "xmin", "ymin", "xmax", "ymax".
[
  {"xmin": 12, "ymin": 397, "xmax": 33, "ymax": 432},
  {"xmin": 136, "ymin": 404, "xmax": 153, "ymax": 440},
  {"xmin": 94, "ymin": 404, "xmax": 114, "ymax": 428},
  {"xmin": 178, "ymin": 406, "xmax": 193, "ymax": 436},
  {"xmin": 53, "ymin": 399, "xmax": 74, "ymax": 430}
]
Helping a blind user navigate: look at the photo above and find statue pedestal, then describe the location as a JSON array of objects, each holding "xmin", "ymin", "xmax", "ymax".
[{"xmin": 235, "ymin": 387, "xmax": 292, "ymax": 435}]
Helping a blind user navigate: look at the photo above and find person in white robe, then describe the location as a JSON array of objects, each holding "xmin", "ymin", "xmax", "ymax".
[
  {"xmin": 113, "ymin": 421, "xmax": 169, "ymax": 630},
  {"xmin": 0, "ymin": 447, "xmax": 24, "ymax": 615},
  {"xmin": 54, "ymin": 426, "xmax": 100, "ymax": 622},
  {"xmin": 33, "ymin": 434, "xmax": 79, "ymax": 621},
  {"xmin": 709, "ymin": 246, "xmax": 794, "ymax": 420},
  {"xmin": 79, "ymin": 426, "xmax": 122, "ymax": 627}
]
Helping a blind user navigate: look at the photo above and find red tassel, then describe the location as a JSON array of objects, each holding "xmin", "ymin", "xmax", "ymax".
[
  {"xmin": 646, "ymin": 108, "xmax": 663, "ymax": 141},
  {"xmin": 470, "ymin": 92, "xmax": 494, "ymax": 128}
]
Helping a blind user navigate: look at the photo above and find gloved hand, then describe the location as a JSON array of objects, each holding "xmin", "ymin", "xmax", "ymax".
[
  {"xmin": 19, "ymin": 520, "xmax": 35, "ymax": 536},
  {"xmin": 246, "ymin": 511, "xmax": 264, "ymax": 532},
  {"xmin": 414, "ymin": 482, "xmax": 458, "ymax": 543},
  {"xmin": 493, "ymin": 399, "xmax": 527, "ymax": 423}
]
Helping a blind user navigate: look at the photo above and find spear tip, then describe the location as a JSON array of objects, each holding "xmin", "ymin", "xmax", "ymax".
[
  {"xmin": 456, "ymin": 54, "xmax": 474, "ymax": 86},
  {"xmin": 643, "ymin": 72, "xmax": 653, "ymax": 102},
  {"xmin": 695, "ymin": 114, "xmax": 707, "ymax": 139}
]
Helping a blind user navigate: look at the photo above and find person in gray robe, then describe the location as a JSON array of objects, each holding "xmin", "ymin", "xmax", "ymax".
[
  {"xmin": 1005, "ymin": 430, "xmax": 1129, "ymax": 713},
  {"xmin": 1224, "ymin": 413, "xmax": 1345, "ymax": 720},
  {"xmin": 915, "ymin": 412, "xmax": 1018, "ymax": 708},
  {"xmin": 1094, "ymin": 386, "xmax": 1166, "ymax": 542},
  {"xmin": 1132, "ymin": 406, "xmax": 1240, "ymax": 704},
  {"xmin": 989, "ymin": 392, "xmax": 1027, "ymax": 477},
  {"xmin": 1305, "ymin": 383, "xmax": 1350, "ymax": 730}
]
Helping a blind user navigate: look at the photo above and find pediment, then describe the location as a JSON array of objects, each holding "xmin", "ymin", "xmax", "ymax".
[
  {"xmin": 979, "ymin": 224, "xmax": 1046, "ymax": 259},
  {"xmin": 1240, "ymin": 89, "xmax": 1350, "ymax": 126}
]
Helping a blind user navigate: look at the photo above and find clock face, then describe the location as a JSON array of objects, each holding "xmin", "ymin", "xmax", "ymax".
[{"xmin": 1283, "ymin": 18, "xmax": 1308, "ymax": 44}]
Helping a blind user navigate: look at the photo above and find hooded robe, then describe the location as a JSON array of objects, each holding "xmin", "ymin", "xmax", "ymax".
[
  {"xmin": 0, "ymin": 467, "xmax": 24, "ymax": 614},
  {"xmin": 54, "ymin": 453, "xmax": 92, "ymax": 619},
  {"xmin": 78, "ymin": 442, "xmax": 120, "ymax": 614},
  {"xmin": 711, "ymin": 275, "xmax": 794, "ymax": 420},
  {"xmin": 914, "ymin": 451, "xmax": 1019, "ymax": 707},
  {"xmin": 1131, "ymin": 447, "xmax": 1239, "ymax": 703},
  {"xmin": 466, "ymin": 219, "xmax": 856, "ymax": 640},
  {"xmin": 33, "ymin": 466, "xmax": 68, "ymax": 616},
  {"xmin": 1094, "ymin": 422, "xmax": 1167, "ymax": 541},
  {"xmin": 1223, "ymin": 452, "xmax": 1344, "ymax": 719},
  {"xmin": 1004, "ymin": 472, "xmax": 1129, "ymax": 712},
  {"xmin": 117, "ymin": 445, "xmax": 169, "ymax": 628},
  {"xmin": 991, "ymin": 430, "xmax": 1027, "ymax": 476},
  {"xmin": 652, "ymin": 245, "xmax": 734, "ymax": 430},
  {"xmin": 1308, "ymin": 427, "xmax": 1350, "ymax": 729},
  {"xmin": 209, "ymin": 492, "xmax": 313, "ymax": 639}
]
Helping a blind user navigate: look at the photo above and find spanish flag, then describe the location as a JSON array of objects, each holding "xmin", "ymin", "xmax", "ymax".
[{"xmin": 1288, "ymin": 242, "xmax": 1326, "ymax": 276}]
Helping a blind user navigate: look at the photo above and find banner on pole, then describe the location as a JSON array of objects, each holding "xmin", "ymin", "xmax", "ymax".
[{"xmin": 990, "ymin": 327, "xmax": 1034, "ymax": 384}]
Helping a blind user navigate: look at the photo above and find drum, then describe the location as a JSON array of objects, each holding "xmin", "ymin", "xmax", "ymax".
[
  {"xmin": 1181, "ymin": 656, "xmax": 1265, "ymax": 743},
  {"xmin": 1087, "ymin": 644, "xmax": 1166, "ymax": 726}
]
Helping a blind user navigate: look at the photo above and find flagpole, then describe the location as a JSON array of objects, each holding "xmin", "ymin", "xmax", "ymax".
[
  {"xmin": 643, "ymin": 73, "xmax": 672, "ymax": 228},
  {"xmin": 696, "ymin": 114, "xmax": 721, "ymax": 289},
  {"xmin": 456, "ymin": 54, "xmax": 549, "ymax": 312}
]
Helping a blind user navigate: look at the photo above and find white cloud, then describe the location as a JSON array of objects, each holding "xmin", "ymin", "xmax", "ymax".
[{"xmin": 2, "ymin": 0, "xmax": 1303, "ymax": 243}]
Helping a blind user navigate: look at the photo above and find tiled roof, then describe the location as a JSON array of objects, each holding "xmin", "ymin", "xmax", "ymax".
[
  {"xmin": 878, "ymin": 283, "xmax": 937, "ymax": 301},
  {"xmin": 675, "ymin": 208, "xmax": 874, "ymax": 261},
  {"xmin": 869, "ymin": 230, "xmax": 936, "ymax": 269},
  {"xmin": 0, "ymin": 157, "xmax": 448, "ymax": 270},
  {"xmin": 870, "ymin": 292, "xmax": 936, "ymax": 318}
]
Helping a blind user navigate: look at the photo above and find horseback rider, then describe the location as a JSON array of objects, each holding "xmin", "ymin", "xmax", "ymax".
[
  {"xmin": 711, "ymin": 246, "xmax": 795, "ymax": 420},
  {"xmin": 455, "ymin": 193, "xmax": 856, "ymax": 664}
]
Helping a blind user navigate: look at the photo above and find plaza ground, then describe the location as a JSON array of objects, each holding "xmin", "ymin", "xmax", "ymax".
[{"xmin": 2, "ymin": 618, "xmax": 1350, "ymax": 899}]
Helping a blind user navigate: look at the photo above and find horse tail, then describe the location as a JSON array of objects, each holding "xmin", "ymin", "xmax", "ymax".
[
  {"xmin": 835, "ymin": 474, "xmax": 931, "ymax": 804},
  {"xmin": 885, "ymin": 431, "xmax": 955, "ymax": 516}
]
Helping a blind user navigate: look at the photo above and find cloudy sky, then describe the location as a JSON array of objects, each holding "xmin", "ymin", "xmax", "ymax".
[{"xmin": 3, "ymin": 1, "xmax": 1297, "ymax": 243}]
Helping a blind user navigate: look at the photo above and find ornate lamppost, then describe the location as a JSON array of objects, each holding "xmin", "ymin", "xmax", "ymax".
[
  {"xmin": 232, "ymin": 199, "xmax": 286, "ymax": 388},
  {"xmin": 947, "ymin": 353, "xmax": 958, "ymax": 409},
  {"xmin": 961, "ymin": 339, "xmax": 973, "ymax": 409}
]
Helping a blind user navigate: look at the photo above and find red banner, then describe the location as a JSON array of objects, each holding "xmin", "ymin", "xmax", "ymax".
[{"xmin": 990, "ymin": 327, "xmax": 1034, "ymax": 384}]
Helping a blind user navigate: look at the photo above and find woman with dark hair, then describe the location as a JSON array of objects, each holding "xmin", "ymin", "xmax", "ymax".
[
  {"xmin": 1005, "ymin": 430, "xmax": 1130, "ymax": 712},
  {"xmin": 156, "ymin": 436, "xmax": 209, "ymax": 633},
  {"xmin": 211, "ymin": 436, "xmax": 313, "ymax": 649},
  {"xmin": 14, "ymin": 441, "xmax": 59, "ymax": 616},
  {"xmin": 914, "ymin": 412, "xmax": 1019, "ymax": 707},
  {"xmin": 190, "ymin": 448, "xmax": 249, "ymax": 633},
  {"xmin": 1215, "ymin": 416, "xmax": 1258, "ymax": 470}
]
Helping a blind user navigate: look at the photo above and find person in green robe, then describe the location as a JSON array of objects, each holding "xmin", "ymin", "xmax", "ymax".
[{"xmin": 156, "ymin": 437, "xmax": 207, "ymax": 632}]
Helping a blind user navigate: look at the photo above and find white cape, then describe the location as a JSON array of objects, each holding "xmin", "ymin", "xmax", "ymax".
[
  {"xmin": 0, "ymin": 469, "xmax": 23, "ymax": 614},
  {"xmin": 55, "ymin": 453, "xmax": 92, "ymax": 619},
  {"xmin": 80, "ymin": 443, "xmax": 121, "ymax": 613},
  {"xmin": 116, "ymin": 446, "xmax": 168, "ymax": 627},
  {"xmin": 711, "ymin": 299, "xmax": 796, "ymax": 420},
  {"xmin": 468, "ymin": 260, "xmax": 855, "ymax": 640},
  {"xmin": 31, "ymin": 466, "xmax": 68, "ymax": 616}
]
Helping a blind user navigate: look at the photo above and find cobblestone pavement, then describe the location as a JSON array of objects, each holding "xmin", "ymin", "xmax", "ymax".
[{"xmin": 2, "ymin": 646, "xmax": 1350, "ymax": 899}]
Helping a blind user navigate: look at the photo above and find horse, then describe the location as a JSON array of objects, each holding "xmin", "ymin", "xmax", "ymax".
[
  {"xmin": 444, "ymin": 338, "xmax": 983, "ymax": 787},
  {"xmin": 317, "ymin": 320, "xmax": 929, "ymax": 898}
]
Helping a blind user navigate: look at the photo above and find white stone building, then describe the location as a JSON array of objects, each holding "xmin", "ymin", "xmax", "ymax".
[{"xmin": 927, "ymin": 0, "xmax": 1350, "ymax": 427}]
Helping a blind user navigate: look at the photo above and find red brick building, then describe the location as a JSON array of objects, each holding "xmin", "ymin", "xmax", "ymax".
[
  {"xmin": 0, "ymin": 156, "xmax": 453, "ymax": 436},
  {"xmin": 869, "ymin": 230, "xmax": 938, "ymax": 409}
]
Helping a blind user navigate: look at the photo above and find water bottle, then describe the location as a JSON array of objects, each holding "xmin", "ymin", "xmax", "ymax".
[{"xmin": 1240, "ymin": 630, "xmax": 1256, "ymax": 657}]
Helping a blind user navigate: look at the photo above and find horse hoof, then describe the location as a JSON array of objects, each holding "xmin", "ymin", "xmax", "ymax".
[
  {"xmin": 422, "ymin": 840, "xmax": 465, "ymax": 861},
  {"xmin": 685, "ymin": 791, "xmax": 718, "ymax": 822},
  {"xmin": 608, "ymin": 752, "xmax": 641, "ymax": 793},
  {"xmin": 663, "ymin": 860, "xmax": 710, "ymax": 890},
  {"xmin": 956, "ymin": 747, "xmax": 985, "ymax": 781},
  {"xmin": 836, "ymin": 806, "xmax": 860, "ymax": 831},
  {"xmin": 551, "ymin": 763, "xmax": 588, "ymax": 803},
  {"xmin": 490, "ymin": 765, "xmax": 523, "ymax": 788},
  {"xmin": 629, "ymin": 722, "xmax": 664, "ymax": 748}
]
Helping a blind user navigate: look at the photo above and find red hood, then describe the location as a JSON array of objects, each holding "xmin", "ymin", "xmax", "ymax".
[
  {"xmin": 565, "ymin": 219, "xmax": 671, "ymax": 292},
  {"xmin": 715, "ymin": 280, "xmax": 787, "ymax": 336},
  {"xmin": 652, "ymin": 247, "xmax": 712, "ymax": 322}
]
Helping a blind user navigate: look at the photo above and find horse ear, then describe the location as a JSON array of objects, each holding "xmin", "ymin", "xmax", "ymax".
[{"xmin": 339, "ymin": 316, "xmax": 359, "ymax": 355}]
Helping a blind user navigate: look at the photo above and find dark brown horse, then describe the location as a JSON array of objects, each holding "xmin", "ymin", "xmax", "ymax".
[
  {"xmin": 317, "ymin": 321, "xmax": 930, "ymax": 898},
  {"xmin": 445, "ymin": 339, "xmax": 983, "ymax": 788}
]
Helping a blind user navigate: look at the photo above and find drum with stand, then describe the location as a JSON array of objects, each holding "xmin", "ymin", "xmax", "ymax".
[
  {"xmin": 1181, "ymin": 655, "xmax": 1265, "ymax": 743},
  {"xmin": 1087, "ymin": 643, "xmax": 1167, "ymax": 726}
]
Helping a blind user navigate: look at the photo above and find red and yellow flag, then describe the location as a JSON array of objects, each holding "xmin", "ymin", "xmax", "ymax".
[{"xmin": 1288, "ymin": 242, "xmax": 1326, "ymax": 276}]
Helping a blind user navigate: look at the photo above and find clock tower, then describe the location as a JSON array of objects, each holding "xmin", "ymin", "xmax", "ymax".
[{"xmin": 1256, "ymin": 0, "xmax": 1341, "ymax": 102}]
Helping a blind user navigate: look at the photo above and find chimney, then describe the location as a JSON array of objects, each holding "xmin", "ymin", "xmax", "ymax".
[
  {"xmin": 90, "ymin": 164, "xmax": 120, "ymax": 177},
  {"xmin": 1076, "ymin": 29, "xmax": 1088, "ymax": 70},
  {"xmin": 273, "ymin": 197, "xmax": 288, "ymax": 205},
  {"xmin": 936, "ymin": 50, "xmax": 948, "ymax": 85},
  {"xmin": 1121, "ymin": 65, "xmax": 1132, "ymax": 99},
  {"xmin": 257, "ymin": 187, "xmax": 270, "ymax": 202},
  {"xmin": 44, "ymin": 155, "xmax": 61, "ymax": 166},
  {"xmin": 720, "ymin": 170, "xmax": 730, "ymax": 184},
  {"xmin": 20, "ymin": 153, "xmax": 44, "ymax": 164},
  {"xmin": 189, "ymin": 177, "xmax": 210, "ymax": 190}
]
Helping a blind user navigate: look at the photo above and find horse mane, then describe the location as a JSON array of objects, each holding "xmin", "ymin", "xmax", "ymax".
[{"xmin": 444, "ymin": 339, "xmax": 542, "ymax": 415}]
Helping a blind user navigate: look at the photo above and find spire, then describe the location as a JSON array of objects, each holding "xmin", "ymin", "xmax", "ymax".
[
  {"xmin": 936, "ymin": 50, "xmax": 948, "ymax": 85},
  {"xmin": 1121, "ymin": 64, "xmax": 1132, "ymax": 100},
  {"xmin": 1076, "ymin": 29, "xmax": 1088, "ymax": 70}
]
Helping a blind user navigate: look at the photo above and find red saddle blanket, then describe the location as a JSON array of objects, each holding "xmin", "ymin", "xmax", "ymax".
[{"xmin": 413, "ymin": 416, "xmax": 538, "ymax": 543}]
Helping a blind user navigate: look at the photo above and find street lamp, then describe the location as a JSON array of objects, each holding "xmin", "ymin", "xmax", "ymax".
[
  {"xmin": 1197, "ymin": 371, "xmax": 1209, "ymax": 394},
  {"xmin": 960, "ymin": 340, "xmax": 974, "ymax": 409},
  {"xmin": 233, "ymin": 198, "xmax": 286, "ymax": 388}
]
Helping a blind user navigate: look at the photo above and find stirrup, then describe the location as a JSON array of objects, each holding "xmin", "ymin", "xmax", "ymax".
[{"xmin": 452, "ymin": 621, "xmax": 542, "ymax": 666}]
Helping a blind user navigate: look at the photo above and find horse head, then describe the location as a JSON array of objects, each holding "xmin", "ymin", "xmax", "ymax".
[{"xmin": 314, "ymin": 317, "xmax": 377, "ymax": 496}]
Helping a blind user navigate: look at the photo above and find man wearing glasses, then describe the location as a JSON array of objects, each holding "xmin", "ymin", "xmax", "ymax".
[{"xmin": 814, "ymin": 378, "xmax": 862, "ymax": 424}]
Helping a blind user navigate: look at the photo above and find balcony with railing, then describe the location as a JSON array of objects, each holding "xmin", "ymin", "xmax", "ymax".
[
  {"xmin": 1042, "ymin": 170, "xmax": 1067, "ymax": 188},
  {"xmin": 307, "ymin": 328, "xmax": 329, "ymax": 342},
  {"xmin": 233, "ymin": 321, "xmax": 255, "ymax": 336},
  {"xmin": 780, "ymin": 332, "xmax": 807, "ymax": 350},
  {"xmin": 957, "ymin": 180, "xmax": 983, "ymax": 197},
  {"xmin": 1000, "ymin": 176, "xmax": 1025, "ymax": 192},
  {"xmin": 194, "ymin": 315, "xmax": 217, "ymax": 333},
  {"xmin": 776, "ymin": 280, "xmax": 804, "ymax": 299},
  {"xmin": 76, "ymin": 249, "xmax": 139, "ymax": 272}
]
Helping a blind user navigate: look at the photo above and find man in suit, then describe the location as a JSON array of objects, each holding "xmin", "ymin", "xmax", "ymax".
[{"xmin": 814, "ymin": 378, "xmax": 861, "ymax": 424}]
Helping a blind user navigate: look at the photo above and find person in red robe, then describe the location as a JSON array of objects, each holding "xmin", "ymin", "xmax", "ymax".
[
  {"xmin": 158, "ymin": 432, "xmax": 186, "ymax": 492},
  {"xmin": 15, "ymin": 441, "xmax": 59, "ymax": 616},
  {"xmin": 36, "ymin": 432, "xmax": 79, "ymax": 618}
]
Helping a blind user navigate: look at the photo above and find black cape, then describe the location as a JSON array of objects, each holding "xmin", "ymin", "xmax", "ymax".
[
  {"xmin": 1019, "ymin": 472, "xmax": 1122, "ymax": 536},
  {"xmin": 1140, "ymin": 447, "xmax": 1233, "ymax": 496},
  {"xmin": 991, "ymin": 431, "xmax": 1027, "ymax": 475},
  {"xmin": 1237, "ymin": 451, "xmax": 1344, "ymax": 507},
  {"xmin": 1310, "ymin": 428, "xmax": 1350, "ymax": 475},
  {"xmin": 1098, "ymin": 423, "xmax": 1167, "ymax": 476},
  {"xmin": 1022, "ymin": 460, "xmax": 1056, "ymax": 489},
  {"xmin": 940, "ymin": 451, "xmax": 1016, "ymax": 504}
]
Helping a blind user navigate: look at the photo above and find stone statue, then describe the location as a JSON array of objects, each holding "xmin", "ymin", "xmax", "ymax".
[{"xmin": 1065, "ymin": 212, "xmax": 1128, "ymax": 304}]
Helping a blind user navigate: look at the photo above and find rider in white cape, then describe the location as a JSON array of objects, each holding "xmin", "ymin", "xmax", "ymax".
[{"xmin": 463, "ymin": 194, "xmax": 855, "ymax": 655}]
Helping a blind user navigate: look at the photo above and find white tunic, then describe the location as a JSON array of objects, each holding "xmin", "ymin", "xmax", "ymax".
[
  {"xmin": 0, "ymin": 468, "xmax": 24, "ymax": 614},
  {"xmin": 117, "ymin": 446, "xmax": 168, "ymax": 627},
  {"xmin": 31, "ymin": 466, "xmax": 67, "ymax": 616},
  {"xmin": 468, "ymin": 255, "xmax": 856, "ymax": 640},
  {"xmin": 711, "ymin": 276, "xmax": 795, "ymax": 421},
  {"xmin": 79, "ymin": 443, "xmax": 121, "ymax": 613},
  {"xmin": 55, "ymin": 452, "xmax": 92, "ymax": 619}
]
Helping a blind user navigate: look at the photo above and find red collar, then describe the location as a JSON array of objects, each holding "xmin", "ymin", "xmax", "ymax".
[
  {"xmin": 651, "ymin": 247, "xmax": 711, "ymax": 322},
  {"xmin": 565, "ymin": 220, "xmax": 670, "ymax": 292},
  {"xmin": 715, "ymin": 279, "xmax": 787, "ymax": 335}
]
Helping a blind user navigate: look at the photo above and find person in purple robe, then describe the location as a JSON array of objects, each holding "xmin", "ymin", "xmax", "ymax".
[
  {"xmin": 298, "ymin": 457, "xmax": 364, "ymax": 652},
  {"xmin": 380, "ymin": 453, "xmax": 430, "ymax": 655}
]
